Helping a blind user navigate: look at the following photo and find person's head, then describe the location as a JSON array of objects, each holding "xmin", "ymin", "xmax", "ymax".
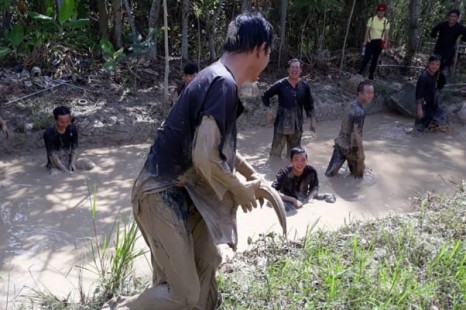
[
  {"xmin": 182, "ymin": 63, "xmax": 198, "ymax": 86},
  {"xmin": 427, "ymin": 54, "xmax": 441, "ymax": 75},
  {"xmin": 376, "ymin": 3, "xmax": 387, "ymax": 17},
  {"xmin": 290, "ymin": 147, "xmax": 308, "ymax": 175},
  {"xmin": 356, "ymin": 81, "xmax": 375, "ymax": 105},
  {"xmin": 447, "ymin": 9, "xmax": 460, "ymax": 26},
  {"xmin": 287, "ymin": 58, "xmax": 302, "ymax": 81},
  {"xmin": 53, "ymin": 106, "xmax": 72, "ymax": 131},
  {"xmin": 223, "ymin": 12, "xmax": 274, "ymax": 80}
]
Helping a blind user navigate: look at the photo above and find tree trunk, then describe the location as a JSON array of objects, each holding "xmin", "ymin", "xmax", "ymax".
[
  {"xmin": 241, "ymin": 0, "xmax": 251, "ymax": 12},
  {"xmin": 339, "ymin": 0, "xmax": 356, "ymax": 71},
  {"xmin": 114, "ymin": 0, "xmax": 123, "ymax": 48},
  {"xmin": 402, "ymin": 0, "xmax": 420, "ymax": 75},
  {"xmin": 148, "ymin": 0, "xmax": 161, "ymax": 60},
  {"xmin": 181, "ymin": 0, "xmax": 189, "ymax": 61},
  {"xmin": 208, "ymin": 0, "xmax": 224, "ymax": 62},
  {"xmin": 163, "ymin": 0, "xmax": 169, "ymax": 105},
  {"xmin": 277, "ymin": 0, "xmax": 287, "ymax": 69},
  {"xmin": 123, "ymin": 0, "xmax": 138, "ymax": 45},
  {"xmin": 96, "ymin": 0, "xmax": 109, "ymax": 39}
]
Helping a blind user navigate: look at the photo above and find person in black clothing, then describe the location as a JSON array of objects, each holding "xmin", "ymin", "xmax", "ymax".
[
  {"xmin": 272, "ymin": 147, "xmax": 335, "ymax": 212},
  {"xmin": 325, "ymin": 81, "xmax": 374, "ymax": 178},
  {"xmin": 262, "ymin": 58, "xmax": 315, "ymax": 158},
  {"xmin": 431, "ymin": 9, "xmax": 466, "ymax": 75},
  {"xmin": 414, "ymin": 55, "xmax": 448, "ymax": 132},
  {"xmin": 104, "ymin": 12, "xmax": 275, "ymax": 310},
  {"xmin": 43, "ymin": 106, "xmax": 94, "ymax": 173},
  {"xmin": 172, "ymin": 63, "xmax": 199, "ymax": 105}
]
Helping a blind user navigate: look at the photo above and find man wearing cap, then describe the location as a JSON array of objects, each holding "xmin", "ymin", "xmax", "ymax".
[
  {"xmin": 358, "ymin": 3, "xmax": 390, "ymax": 80},
  {"xmin": 431, "ymin": 9, "xmax": 466, "ymax": 76}
]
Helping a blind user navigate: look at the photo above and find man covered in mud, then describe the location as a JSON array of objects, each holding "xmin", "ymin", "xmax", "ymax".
[
  {"xmin": 262, "ymin": 58, "xmax": 316, "ymax": 158},
  {"xmin": 325, "ymin": 81, "xmax": 374, "ymax": 178},
  {"xmin": 0, "ymin": 116, "xmax": 9, "ymax": 139},
  {"xmin": 105, "ymin": 12, "xmax": 278, "ymax": 310},
  {"xmin": 43, "ymin": 106, "xmax": 94, "ymax": 173},
  {"xmin": 414, "ymin": 55, "xmax": 448, "ymax": 132},
  {"xmin": 272, "ymin": 147, "xmax": 335, "ymax": 212}
]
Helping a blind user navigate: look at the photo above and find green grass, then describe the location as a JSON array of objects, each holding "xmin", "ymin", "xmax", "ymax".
[{"xmin": 218, "ymin": 182, "xmax": 466, "ymax": 309}]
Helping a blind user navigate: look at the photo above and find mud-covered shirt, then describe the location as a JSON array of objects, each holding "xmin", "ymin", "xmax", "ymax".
[
  {"xmin": 140, "ymin": 61, "xmax": 243, "ymax": 185},
  {"xmin": 334, "ymin": 101, "xmax": 365, "ymax": 150},
  {"xmin": 416, "ymin": 70, "xmax": 446, "ymax": 109},
  {"xmin": 43, "ymin": 125, "xmax": 78, "ymax": 169},
  {"xmin": 272, "ymin": 165, "xmax": 319, "ymax": 202},
  {"xmin": 262, "ymin": 78, "xmax": 314, "ymax": 134}
]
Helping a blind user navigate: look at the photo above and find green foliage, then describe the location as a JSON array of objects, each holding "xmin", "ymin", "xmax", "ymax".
[{"xmin": 100, "ymin": 38, "xmax": 125, "ymax": 72}]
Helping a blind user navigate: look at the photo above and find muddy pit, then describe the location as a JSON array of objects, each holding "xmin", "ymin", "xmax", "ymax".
[{"xmin": 1, "ymin": 74, "xmax": 466, "ymax": 305}]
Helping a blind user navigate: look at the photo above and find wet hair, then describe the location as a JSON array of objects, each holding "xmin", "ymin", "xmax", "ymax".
[
  {"xmin": 448, "ymin": 9, "xmax": 460, "ymax": 17},
  {"xmin": 287, "ymin": 58, "xmax": 301, "ymax": 68},
  {"xmin": 428, "ymin": 54, "xmax": 442, "ymax": 63},
  {"xmin": 223, "ymin": 12, "xmax": 274, "ymax": 54},
  {"xmin": 53, "ymin": 106, "xmax": 71, "ymax": 120},
  {"xmin": 183, "ymin": 63, "xmax": 198, "ymax": 75},
  {"xmin": 290, "ymin": 146, "xmax": 307, "ymax": 160},
  {"xmin": 357, "ymin": 81, "xmax": 373, "ymax": 94}
]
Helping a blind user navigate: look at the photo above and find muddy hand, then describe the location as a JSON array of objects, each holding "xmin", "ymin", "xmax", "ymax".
[{"xmin": 255, "ymin": 183, "xmax": 287, "ymax": 235}]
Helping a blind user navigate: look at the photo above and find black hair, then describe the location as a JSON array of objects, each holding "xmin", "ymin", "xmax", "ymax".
[
  {"xmin": 53, "ymin": 106, "xmax": 71, "ymax": 120},
  {"xmin": 290, "ymin": 146, "xmax": 307, "ymax": 160},
  {"xmin": 428, "ymin": 54, "xmax": 442, "ymax": 63},
  {"xmin": 448, "ymin": 9, "xmax": 460, "ymax": 17},
  {"xmin": 183, "ymin": 63, "xmax": 198, "ymax": 75},
  {"xmin": 223, "ymin": 12, "xmax": 274, "ymax": 54},
  {"xmin": 287, "ymin": 58, "xmax": 301, "ymax": 68},
  {"xmin": 357, "ymin": 81, "xmax": 373, "ymax": 94}
]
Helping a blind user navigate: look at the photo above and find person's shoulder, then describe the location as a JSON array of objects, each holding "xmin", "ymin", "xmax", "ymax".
[
  {"xmin": 305, "ymin": 164, "xmax": 317, "ymax": 172},
  {"xmin": 43, "ymin": 125, "xmax": 55, "ymax": 136},
  {"xmin": 198, "ymin": 61, "xmax": 236, "ymax": 88}
]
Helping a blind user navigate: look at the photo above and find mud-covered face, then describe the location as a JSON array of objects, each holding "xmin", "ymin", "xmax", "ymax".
[
  {"xmin": 291, "ymin": 152, "xmax": 308, "ymax": 175},
  {"xmin": 287, "ymin": 61, "xmax": 302, "ymax": 80},
  {"xmin": 238, "ymin": 82, "xmax": 260, "ymax": 112},
  {"xmin": 359, "ymin": 85, "xmax": 375, "ymax": 105},
  {"xmin": 55, "ymin": 114, "xmax": 71, "ymax": 132},
  {"xmin": 427, "ymin": 60, "xmax": 441, "ymax": 75}
]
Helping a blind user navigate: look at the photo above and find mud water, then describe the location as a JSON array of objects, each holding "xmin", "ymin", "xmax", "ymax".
[{"xmin": 1, "ymin": 113, "xmax": 465, "ymax": 305}]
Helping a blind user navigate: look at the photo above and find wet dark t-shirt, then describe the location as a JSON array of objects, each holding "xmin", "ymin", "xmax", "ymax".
[
  {"xmin": 416, "ymin": 70, "xmax": 446, "ymax": 109},
  {"xmin": 43, "ymin": 125, "xmax": 78, "ymax": 168},
  {"xmin": 262, "ymin": 78, "xmax": 314, "ymax": 134},
  {"xmin": 144, "ymin": 61, "xmax": 243, "ymax": 178},
  {"xmin": 272, "ymin": 165, "xmax": 319, "ymax": 202}
]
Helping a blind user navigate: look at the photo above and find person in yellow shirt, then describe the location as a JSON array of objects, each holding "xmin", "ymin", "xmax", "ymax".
[{"xmin": 358, "ymin": 3, "xmax": 390, "ymax": 80}]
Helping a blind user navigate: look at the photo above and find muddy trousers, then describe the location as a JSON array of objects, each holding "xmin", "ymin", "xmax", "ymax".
[
  {"xmin": 325, "ymin": 144, "xmax": 364, "ymax": 178},
  {"xmin": 131, "ymin": 187, "xmax": 221, "ymax": 310},
  {"xmin": 270, "ymin": 130, "xmax": 302, "ymax": 158}
]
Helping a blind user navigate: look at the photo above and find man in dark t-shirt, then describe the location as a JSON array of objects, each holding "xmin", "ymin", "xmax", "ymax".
[
  {"xmin": 43, "ymin": 106, "xmax": 93, "ymax": 173},
  {"xmin": 431, "ymin": 9, "xmax": 466, "ymax": 74},
  {"xmin": 272, "ymin": 147, "xmax": 335, "ymax": 212}
]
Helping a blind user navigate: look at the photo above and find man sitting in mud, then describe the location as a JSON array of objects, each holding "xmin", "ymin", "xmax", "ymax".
[
  {"xmin": 272, "ymin": 147, "xmax": 335, "ymax": 212},
  {"xmin": 414, "ymin": 55, "xmax": 449, "ymax": 133},
  {"xmin": 43, "ymin": 106, "xmax": 94, "ymax": 173},
  {"xmin": 0, "ymin": 116, "xmax": 9, "ymax": 139},
  {"xmin": 325, "ymin": 81, "xmax": 374, "ymax": 178}
]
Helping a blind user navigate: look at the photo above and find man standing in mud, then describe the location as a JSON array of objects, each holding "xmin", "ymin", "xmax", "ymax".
[
  {"xmin": 325, "ymin": 81, "xmax": 374, "ymax": 178},
  {"xmin": 105, "ymin": 12, "xmax": 275, "ymax": 310},
  {"xmin": 414, "ymin": 55, "xmax": 448, "ymax": 132},
  {"xmin": 262, "ymin": 58, "xmax": 316, "ymax": 158},
  {"xmin": 43, "ymin": 106, "xmax": 94, "ymax": 173}
]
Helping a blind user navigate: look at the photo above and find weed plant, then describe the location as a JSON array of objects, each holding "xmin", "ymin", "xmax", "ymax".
[{"xmin": 219, "ymin": 181, "xmax": 466, "ymax": 309}]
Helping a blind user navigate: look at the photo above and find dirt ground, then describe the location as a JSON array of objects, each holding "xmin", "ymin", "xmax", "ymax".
[{"xmin": 1, "ymin": 68, "xmax": 466, "ymax": 305}]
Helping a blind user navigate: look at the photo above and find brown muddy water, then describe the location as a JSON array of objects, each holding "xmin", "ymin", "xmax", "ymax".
[{"xmin": 1, "ymin": 113, "xmax": 465, "ymax": 305}]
